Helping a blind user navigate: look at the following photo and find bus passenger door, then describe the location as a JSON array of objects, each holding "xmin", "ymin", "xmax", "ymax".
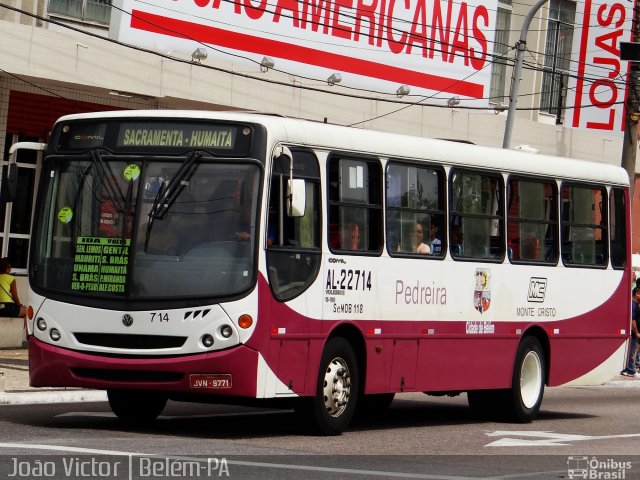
[{"xmin": 265, "ymin": 147, "xmax": 322, "ymax": 393}]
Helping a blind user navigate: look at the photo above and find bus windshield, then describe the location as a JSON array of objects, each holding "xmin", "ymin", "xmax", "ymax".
[{"xmin": 31, "ymin": 153, "xmax": 261, "ymax": 300}]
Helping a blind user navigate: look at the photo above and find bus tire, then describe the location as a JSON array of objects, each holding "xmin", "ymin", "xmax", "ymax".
[
  {"xmin": 468, "ymin": 336, "xmax": 545, "ymax": 422},
  {"xmin": 298, "ymin": 337, "xmax": 359, "ymax": 435},
  {"xmin": 107, "ymin": 389, "xmax": 167, "ymax": 424},
  {"xmin": 506, "ymin": 336, "xmax": 545, "ymax": 422}
]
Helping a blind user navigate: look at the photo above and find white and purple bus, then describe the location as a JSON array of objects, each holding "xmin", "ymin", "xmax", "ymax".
[{"xmin": 22, "ymin": 110, "xmax": 630, "ymax": 434}]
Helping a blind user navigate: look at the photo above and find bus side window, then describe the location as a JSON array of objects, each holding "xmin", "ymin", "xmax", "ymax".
[
  {"xmin": 507, "ymin": 177, "xmax": 558, "ymax": 264},
  {"xmin": 610, "ymin": 188, "xmax": 627, "ymax": 269},
  {"xmin": 450, "ymin": 170, "xmax": 504, "ymax": 261},
  {"xmin": 327, "ymin": 155, "xmax": 382, "ymax": 254},
  {"xmin": 385, "ymin": 161, "xmax": 445, "ymax": 258},
  {"xmin": 561, "ymin": 183, "xmax": 607, "ymax": 267}
]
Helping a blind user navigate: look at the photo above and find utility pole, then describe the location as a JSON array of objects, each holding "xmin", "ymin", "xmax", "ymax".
[
  {"xmin": 502, "ymin": 0, "xmax": 549, "ymax": 149},
  {"xmin": 621, "ymin": 4, "xmax": 640, "ymax": 203}
]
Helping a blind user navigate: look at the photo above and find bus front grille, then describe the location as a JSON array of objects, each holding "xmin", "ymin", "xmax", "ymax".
[{"xmin": 73, "ymin": 333, "xmax": 187, "ymax": 349}]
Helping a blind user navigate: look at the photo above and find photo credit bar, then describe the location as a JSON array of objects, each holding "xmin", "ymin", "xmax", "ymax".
[
  {"xmin": 567, "ymin": 456, "xmax": 632, "ymax": 480},
  {"xmin": 1, "ymin": 455, "xmax": 230, "ymax": 479},
  {"xmin": 138, "ymin": 457, "xmax": 229, "ymax": 477}
]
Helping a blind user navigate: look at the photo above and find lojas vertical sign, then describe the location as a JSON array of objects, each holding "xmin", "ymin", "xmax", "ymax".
[
  {"xmin": 567, "ymin": 0, "xmax": 633, "ymax": 134},
  {"xmin": 109, "ymin": 0, "xmax": 497, "ymax": 103}
]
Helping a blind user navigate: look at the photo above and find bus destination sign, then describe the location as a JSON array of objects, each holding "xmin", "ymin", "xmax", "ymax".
[
  {"xmin": 71, "ymin": 236, "xmax": 130, "ymax": 294},
  {"xmin": 56, "ymin": 120, "xmax": 251, "ymax": 155},
  {"xmin": 117, "ymin": 123, "xmax": 238, "ymax": 149}
]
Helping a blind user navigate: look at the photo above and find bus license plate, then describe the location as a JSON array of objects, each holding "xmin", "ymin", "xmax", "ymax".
[{"xmin": 190, "ymin": 374, "xmax": 232, "ymax": 389}]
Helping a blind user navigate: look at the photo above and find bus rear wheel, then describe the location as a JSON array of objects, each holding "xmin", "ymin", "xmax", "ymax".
[
  {"xmin": 107, "ymin": 389, "xmax": 167, "ymax": 424},
  {"xmin": 298, "ymin": 337, "xmax": 359, "ymax": 435},
  {"xmin": 468, "ymin": 336, "xmax": 545, "ymax": 422},
  {"xmin": 508, "ymin": 336, "xmax": 545, "ymax": 422}
]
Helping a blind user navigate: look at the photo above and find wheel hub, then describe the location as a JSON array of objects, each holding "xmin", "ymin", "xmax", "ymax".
[{"xmin": 322, "ymin": 357, "xmax": 351, "ymax": 417}]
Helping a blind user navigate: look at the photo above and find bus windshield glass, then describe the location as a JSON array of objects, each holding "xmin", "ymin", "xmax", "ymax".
[{"xmin": 31, "ymin": 153, "xmax": 261, "ymax": 300}]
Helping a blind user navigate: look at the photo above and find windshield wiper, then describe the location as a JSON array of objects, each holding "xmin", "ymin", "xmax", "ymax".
[
  {"xmin": 148, "ymin": 151, "xmax": 201, "ymax": 220},
  {"xmin": 91, "ymin": 149, "xmax": 125, "ymax": 206},
  {"xmin": 92, "ymin": 149, "xmax": 138, "ymax": 240},
  {"xmin": 144, "ymin": 151, "xmax": 201, "ymax": 252}
]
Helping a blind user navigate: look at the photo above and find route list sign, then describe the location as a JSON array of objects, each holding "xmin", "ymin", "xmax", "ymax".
[{"xmin": 71, "ymin": 237, "xmax": 130, "ymax": 294}]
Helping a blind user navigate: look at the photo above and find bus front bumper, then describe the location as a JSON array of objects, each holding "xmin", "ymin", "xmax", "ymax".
[{"xmin": 28, "ymin": 337, "xmax": 260, "ymax": 397}]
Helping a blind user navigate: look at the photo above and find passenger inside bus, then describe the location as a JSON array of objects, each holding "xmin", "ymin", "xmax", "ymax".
[
  {"xmin": 398, "ymin": 221, "xmax": 430, "ymax": 254},
  {"xmin": 329, "ymin": 223, "xmax": 361, "ymax": 250},
  {"xmin": 413, "ymin": 221, "xmax": 430, "ymax": 254},
  {"xmin": 429, "ymin": 221, "xmax": 442, "ymax": 255},
  {"xmin": 450, "ymin": 224, "xmax": 464, "ymax": 256}
]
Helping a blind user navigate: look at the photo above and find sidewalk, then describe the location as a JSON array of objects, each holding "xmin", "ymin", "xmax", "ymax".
[
  {"xmin": 0, "ymin": 348, "xmax": 106, "ymax": 405},
  {"xmin": 1, "ymin": 347, "xmax": 639, "ymax": 406}
]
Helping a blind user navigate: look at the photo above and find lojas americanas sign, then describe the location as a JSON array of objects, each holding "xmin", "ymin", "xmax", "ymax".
[{"xmin": 109, "ymin": 0, "xmax": 498, "ymax": 103}]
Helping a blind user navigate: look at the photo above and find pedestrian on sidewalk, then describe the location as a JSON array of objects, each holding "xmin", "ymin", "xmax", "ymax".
[
  {"xmin": 621, "ymin": 287, "xmax": 640, "ymax": 377},
  {"xmin": 0, "ymin": 258, "xmax": 27, "ymax": 324}
]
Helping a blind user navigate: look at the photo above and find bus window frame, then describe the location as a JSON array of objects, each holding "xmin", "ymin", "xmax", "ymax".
[
  {"xmin": 385, "ymin": 159, "xmax": 446, "ymax": 259},
  {"xmin": 506, "ymin": 174, "xmax": 559, "ymax": 266},
  {"xmin": 560, "ymin": 181, "xmax": 609, "ymax": 269},
  {"xmin": 326, "ymin": 153, "xmax": 383, "ymax": 256},
  {"xmin": 609, "ymin": 186, "xmax": 627, "ymax": 270},
  {"xmin": 448, "ymin": 167, "xmax": 505, "ymax": 263}
]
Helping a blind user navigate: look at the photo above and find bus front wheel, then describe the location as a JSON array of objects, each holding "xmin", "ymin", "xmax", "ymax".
[
  {"xmin": 298, "ymin": 337, "xmax": 359, "ymax": 435},
  {"xmin": 107, "ymin": 389, "xmax": 167, "ymax": 424}
]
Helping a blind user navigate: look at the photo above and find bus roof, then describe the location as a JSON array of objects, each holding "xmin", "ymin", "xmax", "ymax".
[{"xmin": 53, "ymin": 110, "xmax": 629, "ymax": 187}]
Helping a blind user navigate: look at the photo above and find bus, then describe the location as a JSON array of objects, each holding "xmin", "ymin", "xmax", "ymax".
[{"xmin": 21, "ymin": 110, "xmax": 630, "ymax": 435}]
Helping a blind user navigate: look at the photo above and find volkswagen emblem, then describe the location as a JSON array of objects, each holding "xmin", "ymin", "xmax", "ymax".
[{"xmin": 122, "ymin": 314, "xmax": 134, "ymax": 327}]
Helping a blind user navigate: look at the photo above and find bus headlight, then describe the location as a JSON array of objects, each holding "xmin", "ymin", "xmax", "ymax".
[
  {"xmin": 36, "ymin": 318, "xmax": 47, "ymax": 331},
  {"xmin": 220, "ymin": 325, "xmax": 233, "ymax": 338},
  {"xmin": 201, "ymin": 334, "xmax": 214, "ymax": 348},
  {"xmin": 49, "ymin": 329, "xmax": 61, "ymax": 341}
]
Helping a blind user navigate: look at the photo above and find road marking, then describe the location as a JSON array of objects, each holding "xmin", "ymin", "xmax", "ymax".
[
  {"xmin": 486, "ymin": 430, "xmax": 640, "ymax": 447},
  {"xmin": 0, "ymin": 442, "xmax": 152, "ymax": 456}
]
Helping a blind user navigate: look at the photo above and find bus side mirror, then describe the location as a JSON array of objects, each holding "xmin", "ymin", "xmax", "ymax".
[
  {"xmin": 287, "ymin": 179, "xmax": 306, "ymax": 217},
  {"xmin": 273, "ymin": 144, "xmax": 306, "ymax": 217}
]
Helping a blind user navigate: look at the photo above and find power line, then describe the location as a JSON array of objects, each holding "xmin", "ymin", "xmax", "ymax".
[{"xmin": 0, "ymin": 66, "xmax": 66, "ymax": 98}]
